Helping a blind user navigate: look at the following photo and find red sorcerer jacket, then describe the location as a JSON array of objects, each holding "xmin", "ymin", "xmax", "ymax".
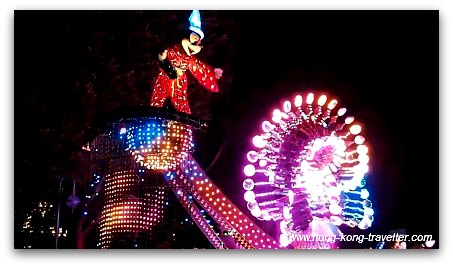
[{"xmin": 150, "ymin": 44, "xmax": 219, "ymax": 114}]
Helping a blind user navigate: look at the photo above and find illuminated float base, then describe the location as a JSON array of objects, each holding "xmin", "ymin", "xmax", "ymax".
[
  {"xmin": 99, "ymin": 170, "xmax": 165, "ymax": 249},
  {"xmin": 85, "ymin": 110, "xmax": 206, "ymax": 248},
  {"xmin": 84, "ymin": 108, "xmax": 278, "ymax": 249},
  {"xmin": 125, "ymin": 119, "xmax": 193, "ymax": 171}
]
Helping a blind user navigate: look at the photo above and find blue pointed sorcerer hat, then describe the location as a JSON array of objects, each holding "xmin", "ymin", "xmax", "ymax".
[{"xmin": 188, "ymin": 10, "xmax": 204, "ymax": 40}]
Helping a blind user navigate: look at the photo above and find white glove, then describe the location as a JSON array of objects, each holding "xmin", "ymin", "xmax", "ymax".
[
  {"xmin": 214, "ymin": 68, "xmax": 223, "ymax": 79},
  {"xmin": 158, "ymin": 50, "xmax": 168, "ymax": 61}
]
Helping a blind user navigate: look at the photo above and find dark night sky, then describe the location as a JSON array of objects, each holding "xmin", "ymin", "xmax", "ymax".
[
  {"xmin": 14, "ymin": 10, "xmax": 439, "ymax": 246},
  {"xmin": 206, "ymin": 10, "xmax": 439, "ymax": 242}
]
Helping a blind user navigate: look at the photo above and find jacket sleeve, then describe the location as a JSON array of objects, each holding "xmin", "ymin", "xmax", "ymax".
[
  {"xmin": 158, "ymin": 57, "xmax": 178, "ymax": 80},
  {"xmin": 188, "ymin": 58, "xmax": 219, "ymax": 92}
]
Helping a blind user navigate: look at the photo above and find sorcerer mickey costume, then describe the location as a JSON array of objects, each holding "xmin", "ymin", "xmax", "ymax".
[{"xmin": 150, "ymin": 10, "xmax": 223, "ymax": 114}]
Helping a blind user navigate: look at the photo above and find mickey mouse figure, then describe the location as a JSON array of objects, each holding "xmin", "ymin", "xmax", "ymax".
[{"xmin": 150, "ymin": 10, "xmax": 223, "ymax": 114}]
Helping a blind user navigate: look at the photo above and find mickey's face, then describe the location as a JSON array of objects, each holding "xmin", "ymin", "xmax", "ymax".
[{"xmin": 181, "ymin": 32, "xmax": 203, "ymax": 56}]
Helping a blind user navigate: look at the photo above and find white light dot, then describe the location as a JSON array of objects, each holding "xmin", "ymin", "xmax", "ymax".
[
  {"xmin": 337, "ymin": 108, "xmax": 347, "ymax": 116},
  {"xmin": 357, "ymin": 145, "xmax": 368, "ymax": 154},
  {"xmin": 306, "ymin": 93, "xmax": 314, "ymax": 104},
  {"xmin": 283, "ymin": 101, "xmax": 291, "ymax": 113},
  {"xmin": 261, "ymin": 120, "xmax": 274, "ymax": 132},
  {"xmin": 247, "ymin": 150, "xmax": 259, "ymax": 163},
  {"xmin": 329, "ymin": 204, "xmax": 342, "ymax": 215},
  {"xmin": 354, "ymin": 135, "xmax": 365, "ymax": 145},
  {"xmin": 345, "ymin": 116, "xmax": 355, "ymax": 124},
  {"xmin": 251, "ymin": 207, "xmax": 262, "ymax": 217},
  {"xmin": 243, "ymin": 164, "xmax": 256, "ymax": 177},
  {"xmin": 425, "ymin": 240, "xmax": 436, "ymax": 248},
  {"xmin": 272, "ymin": 109, "xmax": 282, "ymax": 123},
  {"xmin": 317, "ymin": 95, "xmax": 327, "ymax": 106},
  {"xmin": 294, "ymin": 95, "xmax": 303, "ymax": 107},
  {"xmin": 350, "ymin": 124, "xmax": 362, "ymax": 135},
  {"xmin": 327, "ymin": 99, "xmax": 338, "ymax": 110},
  {"xmin": 252, "ymin": 135, "xmax": 267, "ymax": 148},
  {"xmin": 244, "ymin": 191, "xmax": 256, "ymax": 202},
  {"xmin": 243, "ymin": 179, "xmax": 255, "ymax": 191}
]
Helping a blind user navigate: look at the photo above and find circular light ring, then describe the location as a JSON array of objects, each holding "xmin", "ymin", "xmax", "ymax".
[{"xmin": 242, "ymin": 91, "xmax": 374, "ymax": 246}]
